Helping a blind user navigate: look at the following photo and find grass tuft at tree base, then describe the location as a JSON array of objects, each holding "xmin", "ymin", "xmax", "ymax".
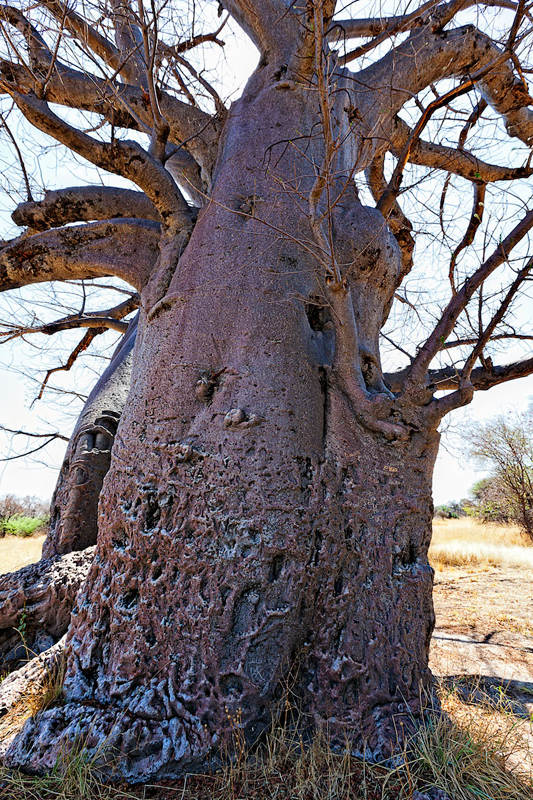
[{"xmin": 0, "ymin": 679, "xmax": 531, "ymax": 800}]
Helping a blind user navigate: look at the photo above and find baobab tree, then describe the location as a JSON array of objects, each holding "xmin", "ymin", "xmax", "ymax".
[{"xmin": 1, "ymin": 0, "xmax": 533, "ymax": 782}]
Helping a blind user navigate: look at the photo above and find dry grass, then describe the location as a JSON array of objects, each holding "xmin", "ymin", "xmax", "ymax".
[
  {"xmin": 410, "ymin": 680, "xmax": 533, "ymax": 799},
  {"xmin": 0, "ymin": 535, "xmax": 45, "ymax": 576},
  {"xmin": 0, "ymin": 682, "xmax": 531, "ymax": 800},
  {"xmin": 430, "ymin": 518, "xmax": 533, "ymax": 570}
]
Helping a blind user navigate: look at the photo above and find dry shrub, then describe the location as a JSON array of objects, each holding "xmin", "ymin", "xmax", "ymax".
[{"xmin": 409, "ymin": 679, "xmax": 532, "ymax": 800}]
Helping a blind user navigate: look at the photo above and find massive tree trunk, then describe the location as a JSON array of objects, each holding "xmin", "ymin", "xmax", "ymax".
[
  {"xmin": 4, "ymin": 65, "xmax": 439, "ymax": 779},
  {"xmin": 2, "ymin": 0, "xmax": 533, "ymax": 785}
]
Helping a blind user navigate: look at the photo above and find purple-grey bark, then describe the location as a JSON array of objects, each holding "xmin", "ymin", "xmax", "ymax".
[
  {"xmin": 4, "ymin": 63, "xmax": 440, "ymax": 779},
  {"xmin": 1, "ymin": 0, "xmax": 533, "ymax": 783},
  {"xmin": 43, "ymin": 316, "xmax": 137, "ymax": 558}
]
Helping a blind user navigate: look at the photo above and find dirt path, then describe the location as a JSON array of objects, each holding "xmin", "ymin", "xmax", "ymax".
[
  {"xmin": 431, "ymin": 566, "xmax": 533, "ymax": 684},
  {"xmin": 430, "ymin": 565, "xmax": 533, "ymax": 774}
]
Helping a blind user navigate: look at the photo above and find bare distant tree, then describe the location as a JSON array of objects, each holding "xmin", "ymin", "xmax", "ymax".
[
  {"xmin": 466, "ymin": 409, "xmax": 533, "ymax": 538},
  {"xmin": 0, "ymin": 0, "xmax": 533, "ymax": 783}
]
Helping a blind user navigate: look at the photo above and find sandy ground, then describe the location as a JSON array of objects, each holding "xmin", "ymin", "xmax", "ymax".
[
  {"xmin": 0, "ymin": 536, "xmax": 45, "ymax": 576},
  {"xmin": 431, "ymin": 564, "xmax": 533, "ymax": 685},
  {"xmin": 430, "ymin": 565, "xmax": 533, "ymax": 776}
]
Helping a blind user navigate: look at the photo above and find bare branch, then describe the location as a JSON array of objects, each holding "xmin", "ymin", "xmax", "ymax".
[
  {"xmin": 35, "ymin": 328, "xmax": 102, "ymax": 401},
  {"xmin": 442, "ymin": 332, "xmax": 533, "ymax": 347},
  {"xmin": 11, "ymin": 186, "xmax": 161, "ymax": 231},
  {"xmin": 0, "ymin": 425, "xmax": 69, "ymax": 462},
  {"xmin": 0, "ymin": 110, "xmax": 33, "ymax": 201},
  {"xmin": 0, "ymin": 58, "xmax": 220, "ymax": 172},
  {"xmin": 0, "ymin": 88, "xmax": 192, "ymax": 223},
  {"xmin": 449, "ymin": 182, "xmax": 486, "ymax": 292},
  {"xmin": 389, "ymin": 115, "xmax": 533, "ymax": 183},
  {"xmin": 462, "ymin": 258, "xmax": 533, "ymax": 376},
  {"xmin": 110, "ymin": 0, "xmax": 146, "ymax": 84},
  {"xmin": 405, "ymin": 207, "xmax": 533, "ymax": 387},
  {"xmin": 39, "ymin": 0, "xmax": 141, "ymax": 84},
  {"xmin": 385, "ymin": 352, "xmax": 533, "ymax": 394},
  {"xmin": 0, "ymin": 219, "xmax": 159, "ymax": 291},
  {"xmin": 12, "ymin": 186, "xmax": 162, "ymax": 230},
  {"xmin": 436, "ymin": 356, "xmax": 533, "ymax": 390},
  {"xmin": 0, "ymin": 424, "xmax": 68, "ymax": 442},
  {"xmin": 0, "ymin": 4, "xmax": 52, "ymax": 68},
  {"xmin": 339, "ymin": 0, "xmax": 442, "ymax": 64},
  {"xmin": 173, "ymin": 17, "xmax": 228, "ymax": 54},
  {"xmin": 0, "ymin": 294, "xmax": 139, "ymax": 342},
  {"xmin": 376, "ymin": 52, "xmax": 524, "ymax": 218},
  {"xmin": 221, "ymin": 0, "xmax": 299, "ymax": 58},
  {"xmin": 332, "ymin": 0, "xmax": 520, "ymax": 44},
  {"xmin": 352, "ymin": 23, "xmax": 533, "ymax": 185}
]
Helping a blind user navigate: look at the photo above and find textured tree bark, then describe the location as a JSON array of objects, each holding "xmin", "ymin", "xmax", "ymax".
[
  {"xmin": 43, "ymin": 317, "xmax": 137, "ymax": 558},
  {"xmin": 0, "ymin": 549, "xmax": 94, "ymax": 669},
  {"xmin": 3, "ymin": 66, "xmax": 440, "ymax": 779},
  {"xmin": 0, "ymin": 320, "xmax": 135, "ymax": 674}
]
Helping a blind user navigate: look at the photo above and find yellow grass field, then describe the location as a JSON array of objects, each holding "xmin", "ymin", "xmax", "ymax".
[
  {"xmin": 430, "ymin": 517, "xmax": 533, "ymax": 570},
  {"xmin": 0, "ymin": 534, "xmax": 45, "ymax": 576}
]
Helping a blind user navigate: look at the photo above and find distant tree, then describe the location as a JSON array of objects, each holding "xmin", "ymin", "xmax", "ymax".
[
  {"xmin": 0, "ymin": 493, "xmax": 24, "ymax": 535},
  {"xmin": 466, "ymin": 410, "xmax": 533, "ymax": 539},
  {"xmin": 433, "ymin": 501, "xmax": 467, "ymax": 519},
  {"xmin": 0, "ymin": 493, "xmax": 50, "ymax": 536},
  {"xmin": 468, "ymin": 476, "xmax": 510, "ymax": 524}
]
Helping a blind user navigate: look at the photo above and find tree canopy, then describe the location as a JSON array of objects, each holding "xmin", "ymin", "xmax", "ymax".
[{"xmin": 0, "ymin": 0, "xmax": 533, "ymax": 421}]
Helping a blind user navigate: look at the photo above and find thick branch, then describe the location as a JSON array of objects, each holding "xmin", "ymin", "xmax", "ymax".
[
  {"xmin": 0, "ymin": 5, "xmax": 52, "ymax": 68},
  {"xmin": 0, "ymin": 59, "xmax": 219, "ymax": 172},
  {"xmin": 13, "ymin": 186, "xmax": 161, "ymax": 230},
  {"xmin": 222, "ymin": 0, "xmax": 299, "ymax": 58},
  {"xmin": 331, "ymin": 0, "xmax": 519, "ymax": 42},
  {"xmin": 0, "ymin": 219, "xmax": 159, "ymax": 291},
  {"xmin": 389, "ymin": 115, "xmax": 533, "ymax": 182},
  {"xmin": 110, "ymin": 0, "xmax": 146, "ymax": 84},
  {"xmin": 351, "ymin": 23, "xmax": 533, "ymax": 181},
  {"xmin": 2, "ymin": 90, "xmax": 191, "ymax": 223},
  {"xmin": 365, "ymin": 155, "xmax": 415, "ymax": 286},
  {"xmin": 385, "ymin": 355, "xmax": 533, "ymax": 393},
  {"xmin": 39, "ymin": 0, "xmax": 129, "ymax": 78}
]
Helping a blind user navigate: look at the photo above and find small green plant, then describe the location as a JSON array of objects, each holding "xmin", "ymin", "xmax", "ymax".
[{"xmin": 3, "ymin": 515, "xmax": 49, "ymax": 537}]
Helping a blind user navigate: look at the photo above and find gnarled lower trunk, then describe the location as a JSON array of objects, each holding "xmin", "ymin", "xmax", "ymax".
[
  {"xmin": 4, "ymin": 67, "xmax": 440, "ymax": 780},
  {"xmin": 0, "ymin": 323, "xmax": 135, "ymax": 674}
]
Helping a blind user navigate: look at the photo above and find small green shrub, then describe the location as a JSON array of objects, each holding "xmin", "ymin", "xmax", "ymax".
[{"xmin": 2, "ymin": 515, "xmax": 49, "ymax": 537}]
